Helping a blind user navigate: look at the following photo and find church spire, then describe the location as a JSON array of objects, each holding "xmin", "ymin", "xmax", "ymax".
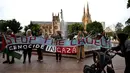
[
  {"xmin": 82, "ymin": 1, "xmax": 92, "ymax": 31},
  {"xmin": 87, "ymin": 2, "xmax": 90, "ymax": 16},
  {"xmin": 83, "ymin": 5, "xmax": 85, "ymax": 15}
]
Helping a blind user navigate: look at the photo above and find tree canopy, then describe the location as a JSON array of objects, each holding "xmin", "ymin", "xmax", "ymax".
[
  {"xmin": 0, "ymin": 19, "xmax": 22, "ymax": 33},
  {"xmin": 7, "ymin": 19, "xmax": 23, "ymax": 33},
  {"xmin": 86, "ymin": 21, "xmax": 103, "ymax": 35},
  {"xmin": 125, "ymin": 18, "xmax": 130, "ymax": 25},
  {"xmin": 67, "ymin": 23, "xmax": 84, "ymax": 40},
  {"xmin": 24, "ymin": 22, "xmax": 40, "ymax": 36},
  {"xmin": 127, "ymin": 0, "xmax": 130, "ymax": 8},
  {"xmin": 125, "ymin": 0, "xmax": 130, "ymax": 27},
  {"xmin": 0, "ymin": 20, "xmax": 7, "ymax": 32},
  {"xmin": 123, "ymin": 25, "xmax": 130, "ymax": 38},
  {"xmin": 115, "ymin": 22, "xmax": 123, "ymax": 33},
  {"xmin": 67, "ymin": 23, "xmax": 84, "ymax": 34}
]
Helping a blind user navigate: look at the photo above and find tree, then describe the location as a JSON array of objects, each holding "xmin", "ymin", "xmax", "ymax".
[
  {"xmin": 125, "ymin": 18, "xmax": 130, "ymax": 25},
  {"xmin": 24, "ymin": 22, "xmax": 40, "ymax": 36},
  {"xmin": 7, "ymin": 19, "xmax": 22, "ymax": 33},
  {"xmin": 127, "ymin": 0, "xmax": 130, "ymax": 8},
  {"xmin": 67, "ymin": 23, "xmax": 84, "ymax": 34},
  {"xmin": 0, "ymin": 20, "xmax": 8, "ymax": 32},
  {"xmin": 86, "ymin": 21, "xmax": 103, "ymax": 35},
  {"xmin": 126, "ymin": 0, "xmax": 130, "ymax": 28},
  {"xmin": 123, "ymin": 25, "xmax": 130, "ymax": 38},
  {"xmin": 0, "ymin": 19, "xmax": 22, "ymax": 33},
  {"xmin": 115, "ymin": 22, "xmax": 123, "ymax": 33}
]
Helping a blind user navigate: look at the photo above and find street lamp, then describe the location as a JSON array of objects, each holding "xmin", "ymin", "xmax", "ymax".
[{"xmin": 7, "ymin": 26, "xmax": 9, "ymax": 29}]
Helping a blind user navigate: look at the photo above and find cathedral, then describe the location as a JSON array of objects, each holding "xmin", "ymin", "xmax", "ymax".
[
  {"xmin": 31, "ymin": 2, "xmax": 92, "ymax": 36},
  {"xmin": 82, "ymin": 2, "xmax": 92, "ymax": 31},
  {"xmin": 31, "ymin": 13, "xmax": 60, "ymax": 35}
]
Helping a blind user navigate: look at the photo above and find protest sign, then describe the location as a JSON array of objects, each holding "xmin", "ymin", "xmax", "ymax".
[{"xmin": 3, "ymin": 34, "xmax": 111, "ymax": 54}]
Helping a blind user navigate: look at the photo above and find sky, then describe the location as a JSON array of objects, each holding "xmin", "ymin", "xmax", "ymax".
[{"xmin": 0, "ymin": 0, "xmax": 130, "ymax": 31}]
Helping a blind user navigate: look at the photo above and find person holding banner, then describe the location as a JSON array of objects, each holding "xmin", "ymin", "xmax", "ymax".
[
  {"xmin": 3, "ymin": 29, "xmax": 16, "ymax": 64},
  {"xmin": 23, "ymin": 29, "xmax": 32, "ymax": 64},
  {"xmin": 37, "ymin": 29, "xmax": 43, "ymax": 62},
  {"xmin": 77, "ymin": 31, "xmax": 85, "ymax": 63},
  {"xmin": 55, "ymin": 31, "xmax": 62, "ymax": 62}
]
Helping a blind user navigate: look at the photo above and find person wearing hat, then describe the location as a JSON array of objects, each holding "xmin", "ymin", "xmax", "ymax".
[
  {"xmin": 23, "ymin": 29, "xmax": 32, "ymax": 63},
  {"xmin": 3, "ymin": 29, "xmax": 16, "ymax": 64},
  {"xmin": 112, "ymin": 32, "xmax": 130, "ymax": 73}
]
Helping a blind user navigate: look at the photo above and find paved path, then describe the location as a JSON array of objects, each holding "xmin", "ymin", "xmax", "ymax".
[{"xmin": 0, "ymin": 54, "xmax": 125, "ymax": 73}]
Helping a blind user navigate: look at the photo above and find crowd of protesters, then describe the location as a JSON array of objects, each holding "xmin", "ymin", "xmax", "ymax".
[
  {"xmin": 1, "ymin": 28, "xmax": 130, "ymax": 73},
  {"xmin": 0, "ymin": 28, "xmax": 110, "ymax": 64}
]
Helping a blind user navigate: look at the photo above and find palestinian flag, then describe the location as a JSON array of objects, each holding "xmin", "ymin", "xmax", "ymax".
[
  {"xmin": 0, "ymin": 35, "xmax": 6, "ymax": 52},
  {"xmin": 3, "ymin": 48, "xmax": 22, "ymax": 59},
  {"xmin": 1, "ymin": 34, "xmax": 22, "ymax": 59}
]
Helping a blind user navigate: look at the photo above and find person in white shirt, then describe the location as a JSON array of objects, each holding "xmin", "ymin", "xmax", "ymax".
[{"xmin": 23, "ymin": 29, "xmax": 32, "ymax": 64}]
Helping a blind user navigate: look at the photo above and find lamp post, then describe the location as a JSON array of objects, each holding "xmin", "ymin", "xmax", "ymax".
[{"xmin": 7, "ymin": 26, "xmax": 9, "ymax": 29}]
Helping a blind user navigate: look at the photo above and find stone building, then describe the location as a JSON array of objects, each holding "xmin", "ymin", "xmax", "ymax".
[
  {"xmin": 31, "ymin": 13, "xmax": 60, "ymax": 35},
  {"xmin": 31, "ymin": 2, "xmax": 92, "ymax": 36}
]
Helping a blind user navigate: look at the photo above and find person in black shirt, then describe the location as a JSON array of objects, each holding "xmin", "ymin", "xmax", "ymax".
[
  {"xmin": 55, "ymin": 31, "xmax": 62, "ymax": 62},
  {"xmin": 112, "ymin": 33, "xmax": 130, "ymax": 73}
]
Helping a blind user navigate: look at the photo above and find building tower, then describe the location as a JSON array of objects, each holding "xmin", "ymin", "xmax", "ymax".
[
  {"xmin": 52, "ymin": 13, "xmax": 60, "ymax": 34},
  {"xmin": 82, "ymin": 2, "xmax": 92, "ymax": 31}
]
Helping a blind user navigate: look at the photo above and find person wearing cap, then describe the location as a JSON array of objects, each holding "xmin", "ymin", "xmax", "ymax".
[
  {"xmin": 23, "ymin": 29, "xmax": 32, "ymax": 63},
  {"xmin": 3, "ymin": 29, "xmax": 16, "ymax": 64},
  {"xmin": 111, "ymin": 32, "xmax": 130, "ymax": 73}
]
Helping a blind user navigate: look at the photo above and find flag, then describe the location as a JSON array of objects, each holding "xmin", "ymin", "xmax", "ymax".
[
  {"xmin": 0, "ymin": 35, "xmax": 6, "ymax": 52},
  {"xmin": 3, "ymin": 48, "xmax": 22, "ymax": 59}
]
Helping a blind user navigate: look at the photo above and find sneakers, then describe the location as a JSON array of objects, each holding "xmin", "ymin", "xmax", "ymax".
[
  {"xmin": 37, "ymin": 59, "xmax": 43, "ymax": 62},
  {"xmin": 23, "ymin": 61, "xmax": 25, "ymax": 64},
  {"xmin": 29, "ymin": 60, "xmax": 31, "ymax": 63},
  {"xmin": 40, "ymin": 60, "xmax": 43, "ymax": 62},
  {"xmin": 9, "ymin": 61, "xmax": 15, "ymax": 64},
  {"xmin": 3, "ymin": 61, "xmax": 9, "ymax": 64},
  {"xmin": 3, "ymin": 60, "xmax": 15, "ymax": 64}
]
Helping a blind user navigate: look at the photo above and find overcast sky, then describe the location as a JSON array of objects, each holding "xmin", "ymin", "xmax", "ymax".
[{"xmin": 0, "ymin": 0, "xmax": 130, "ymax": 30}]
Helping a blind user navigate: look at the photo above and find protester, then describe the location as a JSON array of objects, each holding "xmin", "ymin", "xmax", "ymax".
[
  {"xmin": 111, "ymin": 32, "xmax": 130, "ymax": 73},
  {"xmin": 2, "ymin": 29, "xmax": 15, "ymax": 64},
  {"xmin": 77, "ymin": 31, "xmax": 85, "ymax": 63},
  {"xmin": 55, "ymin": 31, "xmax": 62, "ymax": 62},
  {"xmin": 37, "ymin": 29, "xmax": 43, "ymax": 62},
  {"xmin": 23, "ymin": 29, "xmax": 32, "ymax": 64}
]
